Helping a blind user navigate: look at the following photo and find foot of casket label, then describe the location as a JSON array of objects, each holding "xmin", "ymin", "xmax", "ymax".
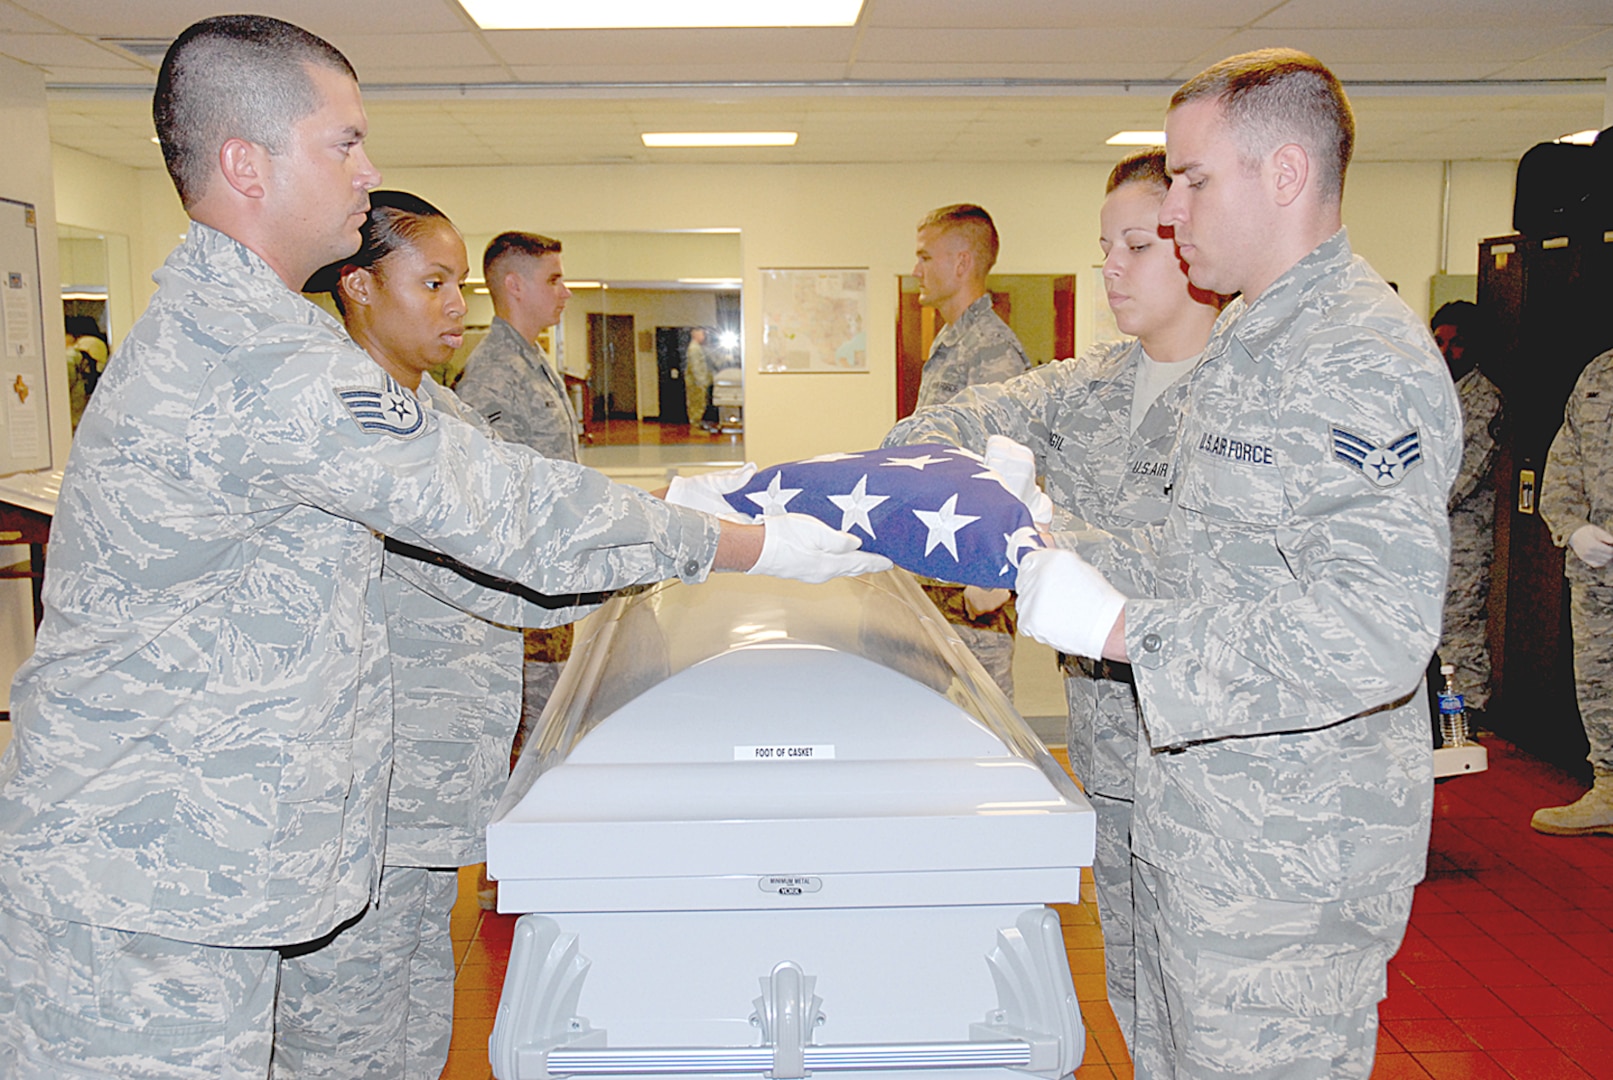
[{"xmin": 734, "ymin": 744, "xmax": 836, "ymax": 761}]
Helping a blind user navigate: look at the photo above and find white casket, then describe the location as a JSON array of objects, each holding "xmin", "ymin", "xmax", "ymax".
[{"xmin": 486, "ymin": 570, "xmax": 1095, "ymax": 1080}]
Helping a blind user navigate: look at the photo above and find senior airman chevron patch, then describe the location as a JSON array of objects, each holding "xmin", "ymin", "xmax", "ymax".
[
  {"xmin": 336, "ymin": 378, "xmax": 425, "ymax": 439},
  {"xmin": 1332, "ymin": 427, "xmax": 1421, "ymax": 488}
]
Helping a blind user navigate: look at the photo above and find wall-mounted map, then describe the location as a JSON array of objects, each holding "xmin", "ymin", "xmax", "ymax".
[{"xmin": 759, "ymin": 268, "xmax": 867, "ymax": 373}]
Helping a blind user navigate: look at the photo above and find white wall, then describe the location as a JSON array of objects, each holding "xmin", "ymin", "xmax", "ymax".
[
  {"xmin": 0, "ymin": 56, "xmax": 64, "ymax": 710},
  {"xmin": 48, "ymin": 152, "xmax": 1521, "ymax": 466}
]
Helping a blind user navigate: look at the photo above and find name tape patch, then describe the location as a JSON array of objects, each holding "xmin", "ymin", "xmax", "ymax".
[{"xmin": 1197, "ymin": 431, "xmax": 1276, "ymax": 466}]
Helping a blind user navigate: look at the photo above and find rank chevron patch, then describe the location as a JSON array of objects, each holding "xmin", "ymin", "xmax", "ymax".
[
  {"xmin": 1331, "ymin": 427, "xmax": 1422, "ymax": 488},
  {"xmin": 336, "ymin": 377, "xmax": 425, "ymax": 439}
]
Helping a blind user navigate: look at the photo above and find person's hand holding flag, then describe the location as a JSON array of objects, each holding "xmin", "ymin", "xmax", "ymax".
[
  {"xmin": 1015, "ymin": 547, "xmax": 1127, "ymax": 661},
  {"xmin": 666, "ymin": 463, "xmax": 893, "ymax": 583}
]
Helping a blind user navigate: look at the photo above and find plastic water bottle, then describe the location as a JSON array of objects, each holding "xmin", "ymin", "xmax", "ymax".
[{"xmin": 1437, "ymin": 664, "xmax": 1471, "ymax": 748}]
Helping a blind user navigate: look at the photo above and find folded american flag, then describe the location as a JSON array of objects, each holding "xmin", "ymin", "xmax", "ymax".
[{"xmin": 722, "ymin": 445, "xmax": 1044, "ymax": 588}]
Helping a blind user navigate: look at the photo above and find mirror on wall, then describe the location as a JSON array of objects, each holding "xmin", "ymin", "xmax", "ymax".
[
  {"xmin": 450, "ymin": 229, "xmax": 744, "ymax": 474},
  {"xmin": 58, "ymin": 224, "xmax": 132, "ymax": 433}
]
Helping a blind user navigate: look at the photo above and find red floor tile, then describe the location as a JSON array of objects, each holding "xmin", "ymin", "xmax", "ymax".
[
  {"xmin": 1422, "ymin": 985, "xmax": 1522, "ymax": 1019},
  {"xmin": 1372, "ymin": 1053, "xmax": 1434, "ymax": 1078},
  {"xmin": 1527, "ymin": 1013, "xmax": 1613, "ymax": 1050},
  {"xmin": 1489, "ymin": 984, "xmax": 1588, "ymax": 1016},
  {"xmin": 1452, "ymin": 1014, "xmax": 1554, "ymax": 1051},
  {"xmin": 1414, "ymin": 1051, "xmax": 1515, "ymax": 1079},
  {"xmin": 1486, "ymin": 1048, "xmax": 1593, "ymax": 1079},
  {"xmin": 1457, "ymin": 958, "xmax": 1551, "ymax": 987},
  {"xmin": 1383, "ymin": 1018, "xmax": 1481, "ymax": 1053},
  {"xmin": 1399, "ymin": 960, "xmax": 1481, "ymax": 989}
]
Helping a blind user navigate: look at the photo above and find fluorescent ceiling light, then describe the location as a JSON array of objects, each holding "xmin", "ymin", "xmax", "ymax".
[
  {"xmin": 1557, "ymin": 129, "xmax": 1600, "ymax": 145},
  {"xmin": 643, "ymin": 131, "xmax": 798, "ymax": 148},
  {"xmin": 461, "ymin": 0, "xmax": 863, "ymax": 29},
  {"xmin": 678, "ymin": 277, "xmax": 744, "ymax": 286},
  {"xmin": 1106, "ymin": 131, "xmax": 1166, "ymax": 146},
  {"xmin": 566, "ymin": 281, "xmax": 604, "ymax": 289}
]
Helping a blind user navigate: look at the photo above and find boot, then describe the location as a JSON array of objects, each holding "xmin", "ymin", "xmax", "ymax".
[{"xmin": 1531, "ymin": 777, "xmax": 1613, "ymax": 836}]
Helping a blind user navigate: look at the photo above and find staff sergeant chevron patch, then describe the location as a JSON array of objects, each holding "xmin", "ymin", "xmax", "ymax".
[{"xmin": 336, "ymin": 377, "xmax": 425, "ymax": 439}]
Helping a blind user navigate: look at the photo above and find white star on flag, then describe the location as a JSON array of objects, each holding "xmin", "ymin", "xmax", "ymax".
[
  {"xmin": 1004, "ymin": 525, "xmax": 1040, "ymax": 569},
  {"xmin": 913, "ymin": 494, "xmax": 981, "ymax": 560},
  {"xmin": 881, "ymin": 452, "xmax": 949, "ymax": 471},
  {"xmin": 745, "ymin": 472, "xmax": 802, "ymax": 516},
  {"xmin": 973, "ymin": 467, "xmax": 1016, "ymax": 494},
  {"xmin": 826, "ymin": 475, "xmax": 890, "ymax": 537}
]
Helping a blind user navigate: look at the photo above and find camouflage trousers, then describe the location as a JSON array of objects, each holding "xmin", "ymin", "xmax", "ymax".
[
  {"xmin": 1439, "ymin": 504, "xmax": 1494, "ymax": 709},
  {"xmin": 273, "ymin": 865, "xmax": 459, "ymax": 1079},
  {"xmin": 0, "ymin": 902, "xmax": 278, "ymax": 1079},
  {"xmin": 1130, "ymin": 862, "xmax": 1410, "ymax": 1080},
  {"xmin": 1570, "ymin": 583, "xmax": 1613, "ymax": 776},
  {"xmin": 922, "ymin": 582, "xmax": 1017, "ymax": 698},
  {"xmin": 1063, "ymin": 661, "xmax": 1141, "ymax": 1049}
]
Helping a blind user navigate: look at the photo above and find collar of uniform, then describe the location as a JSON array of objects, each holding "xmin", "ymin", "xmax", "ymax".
[
  {"xmin": 174, "ymin": 221, "xmax": 345, "ymax": 333},
  {"xmin": 934, "ymin": 292, "xmax": 994, "ymax": 346},
  {"xmin": 1209, "ymin": 227, "xmax": 1353, "ymax": 365},
  {"xmin": 487, "ymin": 316, "xmax": 547, "ymax": 371}
]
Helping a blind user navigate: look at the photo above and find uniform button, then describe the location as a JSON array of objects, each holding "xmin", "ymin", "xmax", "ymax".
[
  {"xmin": 683, "ymin": 560, "xmax": 700, "ymax": 577},
  {"xmin": 1141, "ymin": 633, "xmax": 1162, "ymax": 653}
]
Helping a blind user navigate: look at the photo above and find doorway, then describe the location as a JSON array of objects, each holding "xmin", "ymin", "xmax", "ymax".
[{"xmin": 587, "ymin": 312, "xmax": 637, "ymax": 421}]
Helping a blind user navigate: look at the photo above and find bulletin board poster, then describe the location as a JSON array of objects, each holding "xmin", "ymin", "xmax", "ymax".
[
  {"xmin": 759, "ymin": 268, "xmax": 868, "ymax": 373},
  {"xmin": 0, "ymin": 198, "xmax": 49, "ymax": 473}
]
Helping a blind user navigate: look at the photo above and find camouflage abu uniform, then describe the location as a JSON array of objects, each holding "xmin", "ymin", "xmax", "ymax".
[
  {"xmin": 1077, "ymin": 231, "xmax": 1458, "ymax": 1079},
  {"xmin": 914, "ymin": 292, "xmax": 1030, "ymax": 410},
  {"xmin": 912, "ymin": 292, "xmax": 1031, "ymax": 695},
  {"xmin": 455, "ymin": 315, "xmax": 582, "ymax": 463},
  {"xmin": 0, "ymin": 224, "xmax": 717, "ymax": 1079},
  {"xmin": 887, "ymin": 336, "xmax": 1195, "ymax": 1048},
  {"xmin": 684, "ymin": 335, "xmax": 712, "ymax": 426},
  {"xmin": 274, "ymin": 378, "xmax": 596, "ymax": 1079},
  {"xmin": 1541, "ymin": 349, "xmax": 1613, "ymax": 779},
  {"xmin": 452, "ymin": 315, "xmax": 581, "ymax": 744},
  {"xmin": 1440, "ymin": 368, "xmax": 1503, "ymax": 709}
]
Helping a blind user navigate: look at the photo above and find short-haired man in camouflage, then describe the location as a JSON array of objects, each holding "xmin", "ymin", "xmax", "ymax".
[
  {"xmin": 0, "ymin": 16, "xmax": 885, "ymax": 1079},
  {"xmin": 1430, "ymin": 301, "xmax": 1504, "ymax": 724},
  {"xmin": 1536, "ymin": 347, "xmax": 1613, "ymax": 835},
  {"xmin": 885, "ymin": 149, "xmax": 1223, "ymax": 1050},
  {"xmin": 910, "ymin": 203, "xmax": 1032, "ymax": 697},
  {"xmin": 453, "ymin": 230, "xmax": 584, "ymax": 908},
  {"xmin": 1014, "ymin": 49, "xmax": 1460, "ymax": 1078}
]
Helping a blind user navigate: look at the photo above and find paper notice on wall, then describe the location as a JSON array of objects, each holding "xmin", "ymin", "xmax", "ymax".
[
  {"xmin": 2, "ymin": 271, "xmax": 37, "ymax": 360},
  {"xmin": 6, "ymin": 383, "xmax": 38, "ymax": 461}
]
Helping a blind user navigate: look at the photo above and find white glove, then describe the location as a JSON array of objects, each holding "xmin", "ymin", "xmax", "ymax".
[
  {"xmin": 1015, "ymin": 546, "xmax": 1126, "ymax": 660},
  {"xmin": 984, "ymin": 434, "xmax": 1054, "ymax": 527},
  {"xmin": 749, "ymin": 512, "xmax": 894, "ymax": 584},
  {"xmin": 664, "ymin": 463, "xmax": 757, "ymax": 521},
  {"xmin": 1570, "ymin": 524, "xmax": 1613, "ymax": 568}
]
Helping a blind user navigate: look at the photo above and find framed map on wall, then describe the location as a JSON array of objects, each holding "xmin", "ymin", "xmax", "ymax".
[{"xmin": 759, "ymin": 268, "xmax": 867, "ymax": 373}]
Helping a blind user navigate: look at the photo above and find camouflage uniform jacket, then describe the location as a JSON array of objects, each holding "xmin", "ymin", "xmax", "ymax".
[
  {"xmin": 1116, "ymin": 230, "xmax": 1460, "ymax": 903},
  {"xmin": 1449, "ymin": 369, "xmax": 1502, "ymax": 515},
  {"xmin": 914, "ymin": 293, "xmax": 1030, "ymax": 409},
  {"xmin": 454, "ymin": 316, "xmax": 581, "ymax": 463},
  {"xmin": 1542, "ymin": 349, "xmax": 1613, "ymax": 587},
  {"xmin": 886, "ymin": 337, "xmax": 1191, "ymax": 789},
  {"xmin": 382, "ymin": 378, "xmax": 597, "ymax": 869},
  {"xmin": 0, "ymin": 224, "xmax": 719, "ymax": 946}
]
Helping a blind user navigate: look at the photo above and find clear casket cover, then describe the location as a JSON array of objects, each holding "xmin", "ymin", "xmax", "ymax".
[{"xmin": 487, "ymin": 570, "xmax": 1093, "ymax": 912}]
